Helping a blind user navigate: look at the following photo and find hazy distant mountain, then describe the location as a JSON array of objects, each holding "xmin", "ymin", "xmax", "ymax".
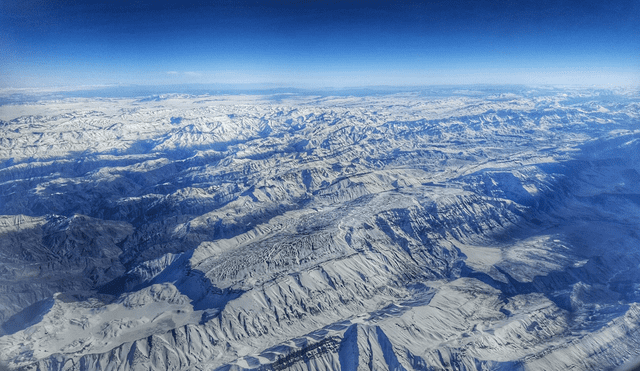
[{"xmin": 1, "ymin": 87, "xmax": 639, "ymax": 370}]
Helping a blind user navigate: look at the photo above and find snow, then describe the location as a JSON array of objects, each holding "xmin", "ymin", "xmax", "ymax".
[{"xmin": 1, "ymin": 87, "xmax": 640, "ymax": 370}]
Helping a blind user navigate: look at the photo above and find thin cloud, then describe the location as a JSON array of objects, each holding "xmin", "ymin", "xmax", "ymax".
[{"xmin": 166, "ymin": 71, "xmax": 179, "ymax": 75}]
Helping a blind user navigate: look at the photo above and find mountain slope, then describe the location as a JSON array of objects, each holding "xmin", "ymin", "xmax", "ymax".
[{"xmin": 1, "ymin": 88, "xmax": 639, "ymax": 370}]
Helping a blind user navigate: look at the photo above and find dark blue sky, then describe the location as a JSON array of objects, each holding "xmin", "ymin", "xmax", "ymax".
[{"xmin": 1, "ymin": 0, "xmax": 638, "ymax": 88}]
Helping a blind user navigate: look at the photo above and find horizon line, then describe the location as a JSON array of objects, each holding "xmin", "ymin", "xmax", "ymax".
[{"xmin": 2, "ymin": 81, "xmax": 638, "ymax": 95}]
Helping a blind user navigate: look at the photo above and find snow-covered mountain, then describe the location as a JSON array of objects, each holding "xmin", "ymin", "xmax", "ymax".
[{"xmin": 1, "ymin": 87, "xmax": 639, "ymax": 370}]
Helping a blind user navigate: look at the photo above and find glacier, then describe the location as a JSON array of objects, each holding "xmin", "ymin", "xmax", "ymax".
[{"xmin": 0, "ymin": 87, "xmax": 639, "ymax": 370}]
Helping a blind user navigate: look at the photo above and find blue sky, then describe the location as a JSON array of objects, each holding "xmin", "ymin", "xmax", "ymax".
[{"xmin": 1, "ymin": 0, "xmax": 638, "ymax": 88}]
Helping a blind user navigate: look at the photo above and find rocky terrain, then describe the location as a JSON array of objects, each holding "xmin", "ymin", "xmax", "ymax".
[{"xmin": 0, "ymin": 86, "xmax": 639, "ymax": 370}]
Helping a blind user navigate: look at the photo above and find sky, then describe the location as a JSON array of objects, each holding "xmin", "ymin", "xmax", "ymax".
[{"xmin": 1, "ymin": 0, "xmax": 639, "ymax": 89}]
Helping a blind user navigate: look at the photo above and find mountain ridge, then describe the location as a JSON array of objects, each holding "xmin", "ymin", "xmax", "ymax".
[{"xmin": 1, "ymin": 89, "xmax": 639, "ymax": 370}]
